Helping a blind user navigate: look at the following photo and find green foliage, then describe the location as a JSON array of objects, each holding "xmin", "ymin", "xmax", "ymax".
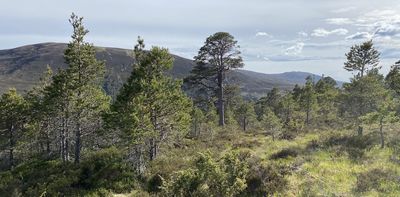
[
  {"xmin": 386, "ymin": 60, "xmax": 400, "ymax": 96},
  {"xmin": 260, "ymin": 107, "xmax": 282, "ymax": 140},
  {"xmin": 0, "ymin": 147, "xmax": 135, "ymax": 196},
  {"xmin": 255, "ymin": 87, "xmax": 281, "ymax": 120},
  {"xmin": 234, "ymin": 101, "xmax": 257, "ymax": 132},
  {"xmin": 162, "ymin": 151, "xmax": 249, "ymax": 197},
  {"xmin": 187, "ymin": 32, "xmax": 243, "ymax": 126},
  {"xmin": 299, "ymin": 76, "xmax": 317, "ymax": 125},
  {"xmin": 0, "ymin": 88, "xmax": 27, "ymax": 169},
  {"xmin": 315, "ymin": 76, "xmax": 340, "ymax": 127},
  {"xmin": 344, "ymin": 40, "xmax": 380, "ymax": 78},
  {"xmin": 108, "ymin": 38, "xmax": 192, "ymax": 172},
  {"xmin": 341, "ymin": 70, "xmax": 386, "ymax": 134}
]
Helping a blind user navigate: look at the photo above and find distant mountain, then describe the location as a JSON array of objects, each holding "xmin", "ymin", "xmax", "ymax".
[{"xmin": 0, "ymin": 43, "xmax": 339, "ymax": 97}]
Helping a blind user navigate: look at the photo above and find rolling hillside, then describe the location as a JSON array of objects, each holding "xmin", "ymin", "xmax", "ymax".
[{"xmin": 0, "ymin": 43, "xmax": 334, "ymax": 96}]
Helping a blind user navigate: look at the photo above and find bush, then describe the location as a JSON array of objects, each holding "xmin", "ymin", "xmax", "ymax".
[
  {"xmin": 270, "ymin": 147, "xmax": 299, "ymax": 160},
  {"xmin": 76, "ymin": 147, "xmax": 135, "ymax": 193},
  {"xmin": 162, "ymin": 151, "xmax": 249, "ymax": 197},
  {"xmin": 243, "ymin": 160, "xmax": 288, "ymax": 196},
  {"xmin": 355, "ymin": 168, "xmax": 400, "ymax": 193},
  {"xmin": 0, "ymin": 147, "xmax": 135, "ymax": 196},
  {"xmin": 321, "ymin": 133, "xmax": 380, "ymax": 160},
  {"xmin": 147, "ymin": 173, "xmax": 164, "ymax": 193}
]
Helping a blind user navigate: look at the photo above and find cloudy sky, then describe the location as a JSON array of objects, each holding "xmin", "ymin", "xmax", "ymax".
[{"xmin": 1, "ymin": 0, "xmax": 400, "ymax": 81}]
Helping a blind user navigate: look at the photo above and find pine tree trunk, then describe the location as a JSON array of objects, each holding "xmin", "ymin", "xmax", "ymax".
[
  {"xmin": 149, "ymin": 138, "xmax": 157, "ymax": 161},
  {"xmin": 194, "ymin": 118, "xmax": 198, "ymax": 138},
  {"xmin": 9, "ymin": 124, "xmax": 15, "ymax": 169},
  {"xmin": 357, "ymin": 125, "xmax": 363, "ymax": 136},
  {"xmin": 61, "ymin": 116, "xmax": 66, "ymax": 162},
  {"xmin": 379, "ymin": 117, "xmax": 384, "ymax": 149},
  {"xmin": 243, "ymin": 117, "xmax": 246, "ymax": 131},
  {"xmin": 74, "ymin": 122, "xmax": 81, "ymax": 164},
  {"xmin": 217, "ymin": 71, "xmax": 225, "ymax": 126}
]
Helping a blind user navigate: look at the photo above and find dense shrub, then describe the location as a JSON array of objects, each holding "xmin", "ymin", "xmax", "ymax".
[
  {"xmin": 76, "ymin": 147, "xmax": 135, "ymax": 193},
  {"xmin": 0, "ymin": 147, "xmax": 135, "ymax": 196},
  {"xmin": 162, "ymin": 151, "xmax": 249, "ymax": 197}
]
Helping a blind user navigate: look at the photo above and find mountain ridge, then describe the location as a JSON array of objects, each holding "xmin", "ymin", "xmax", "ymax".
[{"xmin": 0, "ymin": 43, "xmax": 339, "ymax": 96}]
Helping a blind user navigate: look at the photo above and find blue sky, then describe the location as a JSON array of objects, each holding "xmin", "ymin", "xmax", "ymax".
[{"xmin": 1, "ymin": 0, "xmax": 400, "ymax": 81}]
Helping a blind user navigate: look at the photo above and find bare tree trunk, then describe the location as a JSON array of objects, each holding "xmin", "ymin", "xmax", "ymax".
[{"xmin": 217, "ymin": 71, "xmax": 225, "ymax": 126}]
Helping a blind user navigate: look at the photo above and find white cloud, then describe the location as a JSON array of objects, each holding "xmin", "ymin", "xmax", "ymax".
[
  {"xmin": 345, "ymin": 32, "xmax": 373, "ymax": 40},
  {"xmin": 285, "ymin": 42, "xmax": 304, "ymax": 55},
  {"xmin": 351, "ymin": 9, "xmax": 400, "ymax": 39},
  {"xmin": 255, "ymin": 32, "xmax": 272, "ymax": 37},
  {"xmin": 311, "ymin": 28, "xmax": 348, "ymax": 37},
  {"xmin": 326, "ymin": 18, "xmax": 353, "ymax": 25},
  {"xmin": 374, "ymin": 23, "xmax": 400, "ymax": 37},
  {"xmin": 298, "ymin": 31, "xmax": 308, "ymax": 38}
]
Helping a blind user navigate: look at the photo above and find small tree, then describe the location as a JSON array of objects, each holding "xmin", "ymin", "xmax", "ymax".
[
  {"xmin": 235, "ymin": 101, "xmax": 256, "ymax": 132},
  {"xmin": 314, "ymin": 76, "xmax": 339, "ymax": 127},
  {"xmin": 109, "ymin": 38, "xmax": 192, "ymax": 172},
  {"xmin": 25, "ymin": 66, "xmax": 54, "ymax": 158},
  {"xmin": 0, "ymin": 89, "xmax": 27, "ymax": 169},
  {"xmin": 299, "ymin": 76, "xmax": 317, "ymax": 126},
  {"xmin": 190, "ymin": 107, "xmax": 205, "ymax": 138},
  {"xmin": 260, "ymin": 108, "xmax": 282, "ymax": 141},
  {"xmin": 187, "ymin": 32, "xmax": 244, "ymax": 126},
  {"xmin": 255, "ymin": 88, "xmax": 281, "ymax": 120},
  {"xmin": 343, "ymin": 40, "xmax": 381, "ymax": 135},
  {"xmin": 360, "ymin": 85, "xmax": 397, "ymax": 148},
  {"xmin": 65, "ymin": 13, "xmax": 110, "ymax": 164}
]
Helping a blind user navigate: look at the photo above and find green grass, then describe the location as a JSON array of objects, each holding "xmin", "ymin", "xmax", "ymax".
[{"xmin": 149, "ymin": 126, "xmax": 400, "ymax": 196}]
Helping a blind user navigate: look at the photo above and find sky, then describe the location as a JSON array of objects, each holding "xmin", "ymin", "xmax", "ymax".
[{"xmin": 1, "ymin": 0, "xmax": 400, "ymax": 81}]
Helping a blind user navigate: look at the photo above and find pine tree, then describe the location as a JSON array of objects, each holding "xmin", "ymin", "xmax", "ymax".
[
  {"xmin": 314, "ymin": 76, "xmax": 339, "ymax": 127},
  {"xmin": 360, "ymin": 78, "xmax": 397, "ymax": 148},
  {"xmin": 64, "ymin": 13, "xmax": 110, "ymax": 164},
  {"xmin": 234, "ymin": 101, "xmax": 256, "ymax": 132},
  {"xmin": 25, "ymin": 66, "xmax": 54, "ymax": 158},
  {"xmin": 186, "ymin": 32, "xmax": 243, "ymax": 126},
  {"xmin": 344, "ymin": 40, "xmax": 380, "ymax": 78},
  {"xmin": 109, "ymin": 38, "xmax": 192, "ymax": 173},
  {"xmin": 299, "ymin": 76, "xmax": 317, "ymax": 126},
  {"xmin": 343, "ymin": 40, "xmax": 381, "ymax": 135},
  {"xmin": 255, "ymin": 88, "xmax": 281, "ymax": 120},
  {"xmin": 260, "ymin": 108, "xmax": 282, "ymax": 141},
  {"xmin": 342, "ymin": 70, "xmax": 385, "ymax": 135},
  {"xmin": 385, "ymin": 60, "xmax": 400, "ymax": 96},
  {"xmin": 0, "ymin": 89, "xmax": 27, "ymax": 169}
]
